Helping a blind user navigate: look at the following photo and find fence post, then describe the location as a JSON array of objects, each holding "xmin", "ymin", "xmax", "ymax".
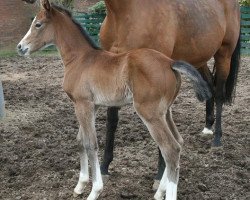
[{"xmin": 0, "ymin": 81, "xmax": 5, "ymax": 119}]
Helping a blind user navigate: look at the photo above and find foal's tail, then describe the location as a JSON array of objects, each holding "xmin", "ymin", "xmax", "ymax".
[{"xmin": 172, "ymin": 61, "xmax": 212, "ymax": 102}]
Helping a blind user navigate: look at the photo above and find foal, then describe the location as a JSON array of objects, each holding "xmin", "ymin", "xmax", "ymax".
[{"xmin": 17, "ymin": 1, "xmax": 211, "ymax": 199}]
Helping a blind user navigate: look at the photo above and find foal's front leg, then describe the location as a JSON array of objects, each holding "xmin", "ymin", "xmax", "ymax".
[
  {"xmin": 74, "ymin": 127, "xmax": 89, "ymax": 196},
  {"xmin": 74, "ymin": 102, "xmax": 103, "ymax": 200}
]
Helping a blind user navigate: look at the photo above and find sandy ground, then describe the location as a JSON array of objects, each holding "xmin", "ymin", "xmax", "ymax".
[{"xmin": 0, "ymin": 55, "xmax": 249, "ymax": 200}]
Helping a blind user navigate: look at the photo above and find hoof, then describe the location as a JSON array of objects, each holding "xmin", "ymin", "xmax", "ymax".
[
  {"xmin": 73, "ymin": 183, "xmax": 85, "ymax": 198},
  {"xmin": 102, "ymin": 174, "xmax": 110, "ymax": 184},
  {"xmin": 73, "ymin": 191, "xmax": 81, "ymax": 198},
  {"xmin": 211, "ymin": 138, "xmax": 223, "ymax": 148},
  {"xmin": 154, "ymin": 190, "xmax": 164, "ymax": 200},
  {"xmin": 152, "ymin": 180, "xmax": 160, "ymax": 191},
  {"xmin": 202, "ymin": 127, "xmax": 213, "ymax": 135}
]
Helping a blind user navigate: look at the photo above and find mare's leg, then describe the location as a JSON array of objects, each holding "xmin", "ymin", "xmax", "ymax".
[
  {"xmin": 101, "ymin": 106, "xmax": 119, "ymax": 175},
  {"xmin": 213, "ymin": 48, "xmax": 232, "ymax": 147},
  {"xmin": 74, "ymin": 127, "xmax": 89, "ymax": 196},
  {"xmin": 198, "ymin": 65, "xmax": 215, "ymax": 134},
  {"xmin": 154, "ymin": 148, "xmax": 165, "ymax": 185},
  {"xmin": 75, "ymin": 102, "xmax": 103, "ymax": 200},
  {"xmin": 134, "ymin": 103, "xmax": 181, "ymax": 200}
]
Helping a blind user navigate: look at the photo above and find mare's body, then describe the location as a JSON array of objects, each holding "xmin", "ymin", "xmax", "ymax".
[{"xmin": 99, "ymin": 0, "xmax": 241, "ymax": 181}]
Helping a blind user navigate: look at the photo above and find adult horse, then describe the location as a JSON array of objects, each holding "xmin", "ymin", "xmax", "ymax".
[
  {"xmin": 21, "ymin": 0, "xmax": 241, "ymax": 188},
  {"xmin": 99, "ymin": 0, "xmax": 241, "ymax": 185}
]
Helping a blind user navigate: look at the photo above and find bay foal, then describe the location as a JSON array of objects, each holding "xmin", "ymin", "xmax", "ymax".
[
  {"xmin": 18, "ymin": 1, "xmax": 211, "ymax": 199},
  {"xmin": 20, "ymin": 0, "xmax": 241, "ymax": 190}
]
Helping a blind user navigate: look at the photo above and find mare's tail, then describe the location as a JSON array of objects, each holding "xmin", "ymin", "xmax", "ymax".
[{"xmin": 171, "ymin": 61, "xmax": 212, "ymax": 102}]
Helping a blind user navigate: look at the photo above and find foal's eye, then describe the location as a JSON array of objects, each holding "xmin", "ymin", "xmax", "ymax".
[{"xmin": 35, "ymin": 23, "xmax": 42, "ymax": 28}]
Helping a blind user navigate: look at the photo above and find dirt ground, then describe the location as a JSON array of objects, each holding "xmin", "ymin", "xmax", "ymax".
[{"xmin": 0, "ymin": 55, "xmax": 249, "ymax": 200}]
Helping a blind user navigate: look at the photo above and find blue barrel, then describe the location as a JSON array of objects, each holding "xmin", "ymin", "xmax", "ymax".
[{"xmin": 0, "ymin": 81, "xmax": 5, "ymax": 119}]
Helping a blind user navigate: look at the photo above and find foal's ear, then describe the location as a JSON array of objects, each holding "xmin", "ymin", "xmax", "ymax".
[{"xmin": 40, "ymin": 0, "xmax": 51, "ymax": 11}]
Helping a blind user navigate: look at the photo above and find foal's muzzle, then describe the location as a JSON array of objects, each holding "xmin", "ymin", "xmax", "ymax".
[{"xmin": 17, "ymin": 44, "xmax": 29, "ymax": 56}]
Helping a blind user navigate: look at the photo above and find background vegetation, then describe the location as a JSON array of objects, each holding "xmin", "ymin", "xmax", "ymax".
[
  {"xmin": 240, "ymin": 0, "xmax": 250, "ymax": 6},
  {"xmin": 88, "ymin": 1, "xmax": 105, "ymax": 13},
  {"xmin": 51, "ymin": 0, "xmax": 74, "ymax": 9}
]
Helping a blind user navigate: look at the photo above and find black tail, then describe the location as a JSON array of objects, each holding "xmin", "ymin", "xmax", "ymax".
[
  {"xmin": 225, "ymin": 33, "xmax": 241, "ymax": 104},
  {"xmin": 172, "ymin": 61, "xmax": 212, "ymax": 102}
]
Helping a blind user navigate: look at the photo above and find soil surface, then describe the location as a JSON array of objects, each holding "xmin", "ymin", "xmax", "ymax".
[{"xmin": 0, "ymin": 55, "xmax": 249, "ymax": 200}]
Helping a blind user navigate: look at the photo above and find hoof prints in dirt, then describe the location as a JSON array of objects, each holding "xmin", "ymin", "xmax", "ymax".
[{"xmin": 0, "ymin": 56, "xmax": 249, "ymax": 199}]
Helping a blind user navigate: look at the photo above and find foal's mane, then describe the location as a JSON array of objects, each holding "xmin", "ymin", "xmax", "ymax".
[{"xmin": 52, "ymin": 4, "xmax": 100, "ymax": 50}]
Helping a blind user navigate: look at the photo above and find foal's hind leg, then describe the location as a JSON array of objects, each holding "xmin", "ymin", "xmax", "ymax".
[
  {"xmin": 152, "ymin": 120, "xmax": 180, "ymax": 200},
  {"xmin": 134, "ymin": 103, "xmax": 181, "ymax": 200},
  {"xmin": 153, "ymin": 108, "xmax": 183, "ymax": 191}
]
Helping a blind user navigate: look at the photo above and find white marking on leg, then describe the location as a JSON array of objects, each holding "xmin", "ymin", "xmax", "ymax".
[
  {"xmin": 202, "ymin": 127, "xmax": 213, "ymax": 135},
  {"xmin": 165, "ymin": 164, "xmax": 179, "ymax": 200},
  {"xmin": 87, "ymin": 151, "xmax": 103, "ymax": 200},
  {"xmin": 165, "ymin": 179, "xmax": 177, "ymax": 200},
  {"xmin": 74, "ymin": 148, "xmax": 89, "ymax": 195},
  {"xmin": 154, "ymin": 169, "xmax": 167, "ymax": 200}
]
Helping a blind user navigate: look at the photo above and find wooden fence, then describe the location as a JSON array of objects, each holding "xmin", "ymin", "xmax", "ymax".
[
  {"xmin": 43, "ymin": 12, "xmax": 105, "ymax": 51},
  {"xmin": 73, "ymin": 12, "xmax": 106, "ymax": 45}
]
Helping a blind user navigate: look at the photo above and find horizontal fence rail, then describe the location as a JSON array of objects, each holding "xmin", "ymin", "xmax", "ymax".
[
  {"xmin": 43, "ymin": 12, "xmax": 105, "ymax": 51},
  {"xmin": 241, "ymin": 6, "xmax": 250, "ymax": 55},
  {"xmin": 73, "ymin": 12, "xmax": 106, "ymax": 45},
  {"xmin": 44, "ymin": 7, "xmax": 250, "ymax": 55}
]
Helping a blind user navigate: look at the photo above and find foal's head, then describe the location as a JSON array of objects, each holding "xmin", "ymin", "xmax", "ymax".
[
  {"xmin": 17, "ymin": 0, "xmax": 55, "ymax": 56},
  {"xmin": 18, "ymin": 0, "xmax": 99, "ymax": 56},
  {"xmin": 21, "ymin": 0, "xmax": 82, "ymax": 56}
]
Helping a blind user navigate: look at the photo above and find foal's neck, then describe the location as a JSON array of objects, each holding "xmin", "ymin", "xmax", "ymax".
[{"xmin": 53, "ymin": 10, "xmax": 97, "ymax": 67}]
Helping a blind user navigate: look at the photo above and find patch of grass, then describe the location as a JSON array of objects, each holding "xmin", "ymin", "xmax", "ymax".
[
  {"xmin": 33, "ymin": 50, "xmax": 60, "ymax": 57},
  {"xmin": 0, "ymin": 50, "xmax": 18, "ymax": 58},
  {"xmin": 0, "ymin": 49, "xmax": 59, "ymax": 58}
]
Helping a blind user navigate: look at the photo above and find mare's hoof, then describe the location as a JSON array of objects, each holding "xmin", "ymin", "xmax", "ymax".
[
  {"xmin": 211, "ymin": 139, "xmax": 223, "ymax": 148},
  {"xmin": 152, "ymin": 180, "xmax": 160, "ymax": 191},
  {"xmin": 210, "ymin": 141, "xmax": 223, "ymax": 153},
  {"xmin": 102, "ymin": 174, "xmax": 110, "ymax": 184},
  {"xmin": 201, "ymin": 127, "xmax": 213, "ymax": 135}
]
